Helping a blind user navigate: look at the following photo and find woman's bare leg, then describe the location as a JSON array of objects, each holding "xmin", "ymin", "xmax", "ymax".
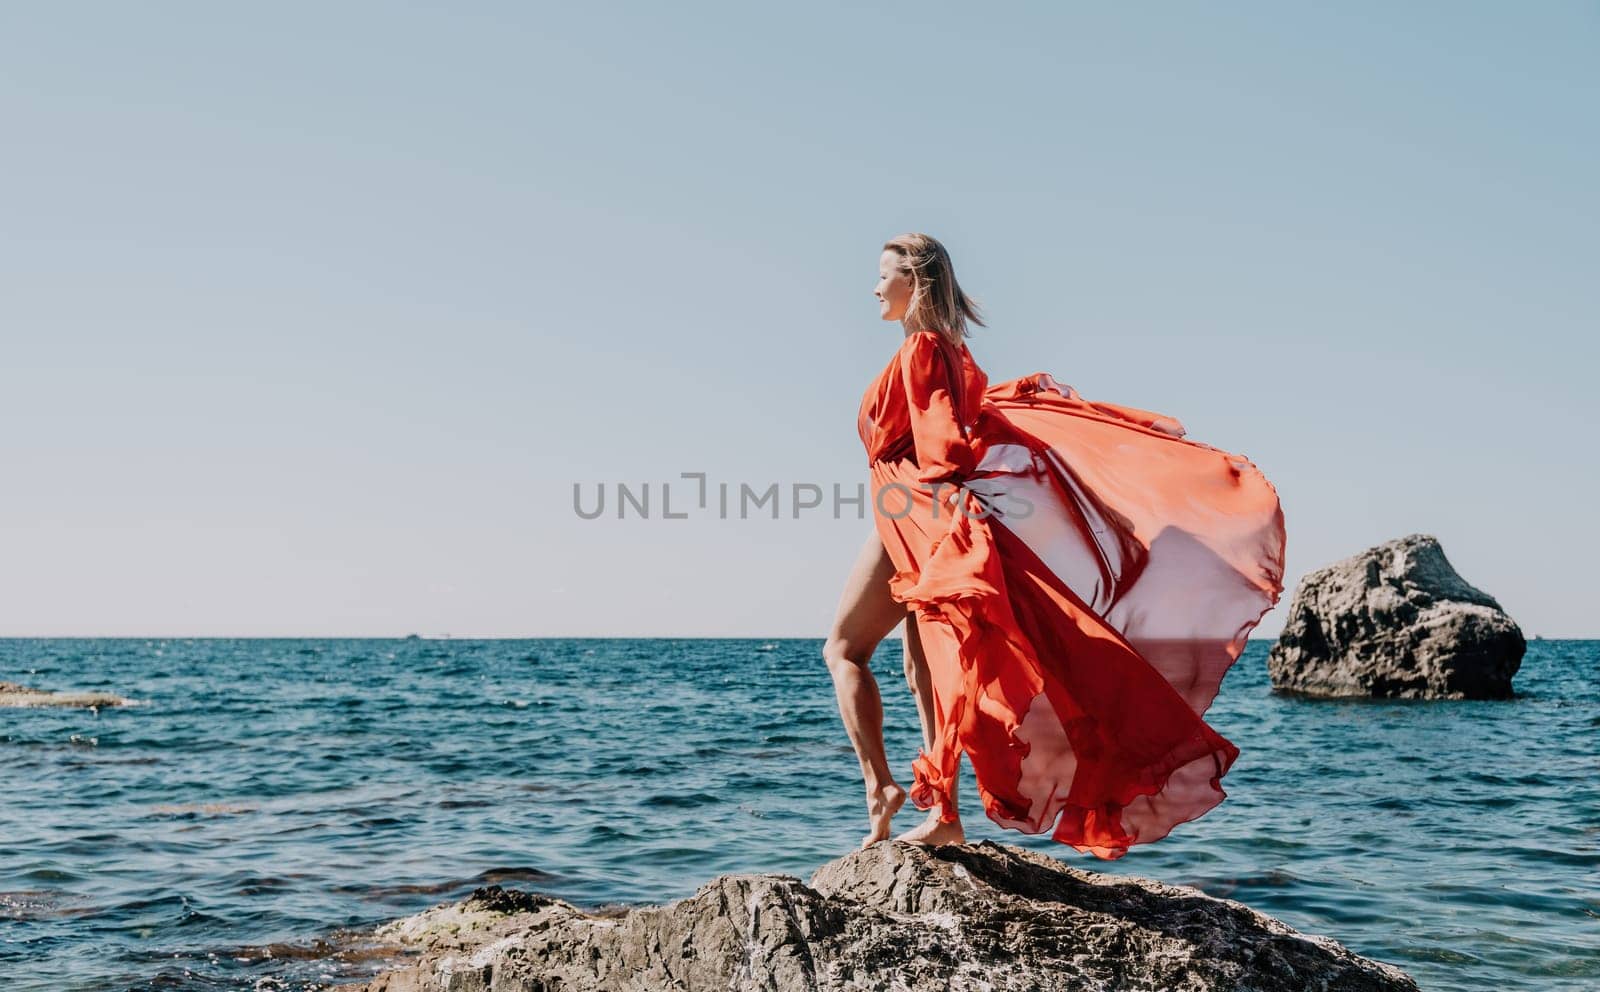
[
  {"xmin": 902, "ymin": 614, "xmax": 938, "ymax": 754},
  {"xmin": 895, "ymin": 614, "xmax": 967, "ymax": 845},
  {"xmin": 824, "ymin": 527, "xmax": 913, "ymax": 848}
]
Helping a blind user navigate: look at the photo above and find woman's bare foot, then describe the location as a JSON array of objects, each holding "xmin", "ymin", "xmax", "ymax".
[
  {"xmin": 860, "ymin": 782, "xmax": 908, "ymax": 848},
  {"xmin": 895, "ymin": 807, "xmax": 966, "ymax": 846}
]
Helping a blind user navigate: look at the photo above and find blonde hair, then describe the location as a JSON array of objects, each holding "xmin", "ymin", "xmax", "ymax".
[{"xmin": 883, "ymin": 233, "xmax": 987, "ymax": 346}]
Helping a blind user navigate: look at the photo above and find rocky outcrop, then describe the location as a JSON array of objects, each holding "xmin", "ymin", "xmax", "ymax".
[
  {"xmin": 350, "ymin": 840, "xmax": 1417, "ymax": 992},
  {"xmin": 0, "ymin": 681, "xmax": 134, "ymax": 708},
  {"xmin": 1268, "ymin": 534, "xmax": 1524, "ymax": 699}
]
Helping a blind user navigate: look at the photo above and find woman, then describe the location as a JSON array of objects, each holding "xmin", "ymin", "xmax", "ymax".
[{"xmin": 823, "ymin": 233, "xmax": 1286, "ymax": 858}]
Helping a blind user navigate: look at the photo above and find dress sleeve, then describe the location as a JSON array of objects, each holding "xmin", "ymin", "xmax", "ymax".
[{"xmin": 901, "ymin": 333, "xmax": 977, "ymax": 486}]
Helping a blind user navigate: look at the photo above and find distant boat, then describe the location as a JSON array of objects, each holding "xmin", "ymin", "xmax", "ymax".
[{"xmin": 757, "ymin": 642, "xmax": 778, "ymax": 651}]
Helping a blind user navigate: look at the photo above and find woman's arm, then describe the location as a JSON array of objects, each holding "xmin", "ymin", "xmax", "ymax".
[{"xmin": 901, "ymin": 333, "xmax": 977, "ymax": 486}]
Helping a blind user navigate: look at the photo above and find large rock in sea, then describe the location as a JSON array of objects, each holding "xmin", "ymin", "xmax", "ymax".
[
  {"xmin": 1268, "ymin": 533, "xmax": 1524, "ymax": 699},
  {"xmin": 351, "ymin": 840, "xmax": 1417, "ymax": 992}
]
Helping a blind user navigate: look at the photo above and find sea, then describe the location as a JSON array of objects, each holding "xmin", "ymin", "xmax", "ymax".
[{"xmin": 1, "ymin": 638, "xmax": 1595, "ymax": 992}]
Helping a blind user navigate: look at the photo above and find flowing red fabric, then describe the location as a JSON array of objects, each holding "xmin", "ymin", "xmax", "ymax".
[{"xmin": 857, "ymin": 330, "xmax": 1286, "ymax": 859}]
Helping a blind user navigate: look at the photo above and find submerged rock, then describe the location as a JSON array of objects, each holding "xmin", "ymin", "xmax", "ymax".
[
  {"xmin": 0, "ymin": 681, "xmax": 134, "ymax": 709},
  {"xmin": 1268, "ymin": 534, "xmax": 1524, "ymax": 699},
  {"xmin": 350, "ymin": 840, "xmax": 1417, "ymax": 992}
]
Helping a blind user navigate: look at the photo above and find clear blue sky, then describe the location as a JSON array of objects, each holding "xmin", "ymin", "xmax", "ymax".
[{"xmin": 3, "ymin": 3, "xmax": 1595, "ymax": 637}]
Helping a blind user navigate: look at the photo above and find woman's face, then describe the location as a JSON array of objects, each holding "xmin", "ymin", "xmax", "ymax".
[{"xmin": 875, "ymin": 250, "xmax": 916, "ymax": 323}]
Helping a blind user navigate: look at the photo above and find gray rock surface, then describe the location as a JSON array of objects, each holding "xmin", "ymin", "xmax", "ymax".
[
  {"xmin": 349, "ymin": 839, "xmax": 1417, "ymax": 992},
  {"xmin": 0, "ymin": 681, "xmax": 134, "ymax": 708},
  {"xmin": 1268, "ymin": 533, "xmax": 1524, "ymax": 699}
]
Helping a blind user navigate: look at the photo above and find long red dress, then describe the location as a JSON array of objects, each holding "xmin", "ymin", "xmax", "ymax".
[{"xmin": 858, "ymin": 330, "xmax": 1286, "ymax": 859}]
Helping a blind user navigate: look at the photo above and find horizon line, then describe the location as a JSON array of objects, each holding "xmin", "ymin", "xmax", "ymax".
[{"xmin": 0, "ymin": 633, "xmax": 1583, "ymax": 641}]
